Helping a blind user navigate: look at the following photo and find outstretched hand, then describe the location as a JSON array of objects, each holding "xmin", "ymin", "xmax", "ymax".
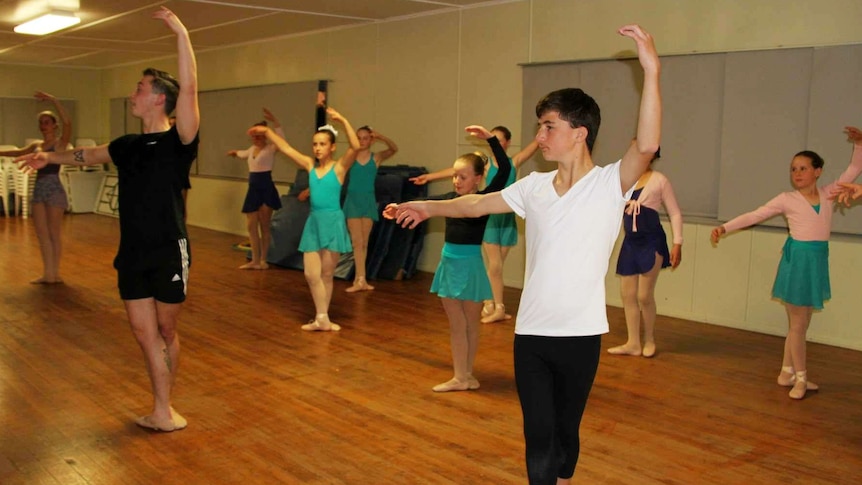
[
  {"xmin": 383, "ymin": 202, "xmax": 428, "ymax": 229},
  {"xmin": 618, "ymin": 24, "xmax": 659, "ymax": 73},
  {"xmin": 465, "ymin": 125, "xmax": 492, "ymax": 140},
  {"xmin": 152, "ymin": 6, "xmax": 186, "ymax": 34},
  {"xmin": 710, "ymin": 226, "xmax": 725, "ymax": 245},
  {"xmin": 830, "ymin": 182, "xmax": 862, "ymax": 207},
  {"xmin": 16, "ymin": 152, "xmax": 49, "ymax": 174},
  {"xmin": 845, "ymin": 126, "xmax": 862, "ymax": 146},
  {"xmin": 409, "ymin": 174, "xmax": 430, "ymax": 185}
]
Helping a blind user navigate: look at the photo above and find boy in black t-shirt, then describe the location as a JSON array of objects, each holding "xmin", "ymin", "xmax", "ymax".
[{"xmin": 19, "ymin": 7, "xmax": 200, "ymax": 432}]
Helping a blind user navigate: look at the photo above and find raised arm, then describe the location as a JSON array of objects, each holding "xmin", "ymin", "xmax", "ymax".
[
  {"xmin": 154, "ymin": 7, "xmax": 199, "ymax": 144},
  {"xmin": 328, "ymin": 107, "xmax": 359, "ymax": 169},
  {"xmin": 371, "ymin": 130, "xmax": 399, "ymax": 165},
  {"xmin": 18, "ymin": 145, "xmax": 112, "ymax": 172},
  {"xmin": 35, "ymin": 91, "xmax": 72, "ymax": 150},
  {"xmin": 466, "ymin": 125, "xmax": 511, "ymax": 194},
  {"xmin": 249, "ymin": 126, "xmax": 314, "ymax": 172},
  {"xmin": 263, "ymin": 108, "xmax": 285, "ymax": 138},
  {"xmin": 833, "ymin": 126, "xmax": 862, "ymax": 187},
  {"xmin": 618, "ymin": 24, "xmax": 662, "ymax": 192},
  {"xmin": 512, "ymin": 140, "xmax": 540, "ymax": 168}
]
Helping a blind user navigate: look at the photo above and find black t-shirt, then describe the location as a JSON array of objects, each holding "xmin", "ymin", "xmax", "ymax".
[{"xmin": 108, "ymin": 125, "xmax": 199, "ymax": 267}]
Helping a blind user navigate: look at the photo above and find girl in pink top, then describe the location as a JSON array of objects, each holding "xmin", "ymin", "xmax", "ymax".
[
  {"xmin": 609, "ymin": 148, "xmax": 683, "ymax": 358},
  {"xmin": 711, "ymin": 126, "xmax": 862, "ymax": 399}
]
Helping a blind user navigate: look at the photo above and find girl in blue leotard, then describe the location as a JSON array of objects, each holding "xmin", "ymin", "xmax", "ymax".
[
  {"xmin": 344, "ymin": 126, "xmax": 398, "ymax": 293},
  {"xmin": 251, "ymin": 107, "xmax": 359, "ymax": 331}
]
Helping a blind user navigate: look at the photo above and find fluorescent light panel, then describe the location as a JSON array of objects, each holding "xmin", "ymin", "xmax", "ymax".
[{"xmin": 14, "ymin": 11, "xmax": 80, "ymax": 35}]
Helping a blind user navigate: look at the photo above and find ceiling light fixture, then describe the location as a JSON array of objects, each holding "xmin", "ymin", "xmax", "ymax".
[{"xmin": 14, "ymin": 10, "xmax": 80, "ymax": 36}]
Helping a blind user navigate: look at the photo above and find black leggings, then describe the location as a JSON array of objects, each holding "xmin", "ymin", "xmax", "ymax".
[{"xmin": 514, "ymin": 334, "xmax": 601, "ymax": 485}]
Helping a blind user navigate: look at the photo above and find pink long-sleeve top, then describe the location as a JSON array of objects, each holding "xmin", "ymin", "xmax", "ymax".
[
  {"xmin": 723, "ymin": 145, "xmax": 862, "ymax": 241},
  {"xmin": 236, "ymin": 127, "xmax": 284, "ymax": 173},
  {"xmin": 626, "ymin": 170, "xmax": 684, "ymax": 244}
]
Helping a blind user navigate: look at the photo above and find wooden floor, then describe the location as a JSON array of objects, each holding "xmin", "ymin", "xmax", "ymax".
[{"xmin": 1, "ymin": 214, "xmax": 861, "ymax": 485}]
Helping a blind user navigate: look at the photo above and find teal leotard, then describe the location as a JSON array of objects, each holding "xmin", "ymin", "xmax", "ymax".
[{"xmin": 299, "ymin": 165, "xmax": 352, "ymax": 253}]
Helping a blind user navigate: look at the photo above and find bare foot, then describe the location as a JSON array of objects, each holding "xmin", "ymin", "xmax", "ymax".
[
  {"xmin": 345, "ymin": 280, "xmax": 374, "ymax": 293},
  {"xmin": 135, "ymin": 413, "xmax": 182, "ymax": 432},
  {"xmin": 259, "ymin": 262, "xmax": 269, "ymax": 270},
  {"xmin": 607, "ymin": 344, "xmax": 642, "ymax": 356},
  {"xmin": 30, "ymin": 276, "xmax": 62, "ymax": 284},
  {"xmin": 481, "ymin": 302, "xmax": 494, "ymax": 317},
  {"xmin": 432, "ymin": 378, "xmax": 470, "ymax": 392},
  {"xmin": 481, "ymin": 304, "xmax": 511, "ymax": 324},
  {"xmin": 467, "ymin": 376, "xmax": 480, "ymax": 390},
  {"xmin": 641, "ymin": 342, "xmax": 656, "ymax": 358},
  {"xmin": 239, "ymin": 262, "xmax": 260, "ymax": 270},
  {"xmin": 301, "ymin": 320, "xmax": 341, "ymax": 332}
]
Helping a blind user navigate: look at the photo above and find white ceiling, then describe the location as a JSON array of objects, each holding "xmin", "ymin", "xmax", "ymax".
[{"xmin": 0, "ymin": 0, "xmax": 498, "ymax": 69}]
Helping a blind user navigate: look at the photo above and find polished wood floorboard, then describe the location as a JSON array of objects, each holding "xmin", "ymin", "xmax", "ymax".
[{"xmin": 1, "ymin": 214, "xmax": 861, "ymax": 484}]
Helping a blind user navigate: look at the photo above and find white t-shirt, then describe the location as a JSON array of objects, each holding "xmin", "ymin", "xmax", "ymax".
[{"xmin": 501, "ymin": 161, "xmax": 632, "ymax": 337}]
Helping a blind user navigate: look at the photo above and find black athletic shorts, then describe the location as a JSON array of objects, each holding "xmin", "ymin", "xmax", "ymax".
[{"xmin": 116, "ymin": 238, "xmax": 190, "ymax": 303}]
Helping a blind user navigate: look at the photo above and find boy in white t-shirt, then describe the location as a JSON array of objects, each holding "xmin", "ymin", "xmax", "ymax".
[{"xmin": 386, "ymin": 24, "xmax": 662, "ymax": 485}]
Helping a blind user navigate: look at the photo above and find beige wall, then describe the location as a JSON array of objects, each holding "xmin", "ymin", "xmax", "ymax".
[
  {"xmin": 93, "ymin": 0, "xmax": 862, "ymax": 349},
  {"xmin": 0, "ymin": 65, "xmax": 103, "ymax": 143}
]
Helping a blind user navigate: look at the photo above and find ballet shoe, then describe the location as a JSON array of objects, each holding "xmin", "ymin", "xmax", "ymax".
[
  {"xmin": 345, "ymin": 279, "xmax": 374, "ymax": 293},
  {"xmin": 777, "ymin": 371, "xmax": 819, "ymax": 390},
  {"xmin": 239, "ymin": 262, "xmax": 260, "ymax": 270},
  {"xmin": 607, "ymin": 344, "xmax": 642, "ymax": 356},
  {"xmin": 789, "ymin": 379, "xmax": 807, "ymax": 400},
  {"xmin": 432, "ymin": 378, "xmax": 470, "ymax": 392},
  {"xmin": 301, "ymin": 319, "xmax": 341, "ymax": 332},
  {"xmin": 467, "ymin": 376, "xmax": 480, "ymax": 390}
]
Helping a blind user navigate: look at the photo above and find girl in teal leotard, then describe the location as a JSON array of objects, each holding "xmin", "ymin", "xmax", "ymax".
[
  {"xmin": 343, "ymin": 126, "xmax": 398, "ymax": 293},
  {"xmin": 251, "ymin": 107, "xmax": 359, "ymax": 331}
]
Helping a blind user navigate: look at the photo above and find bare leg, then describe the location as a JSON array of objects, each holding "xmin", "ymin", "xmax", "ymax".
[
  {"xmin": 45, "ymin": 204, "xmax": 64, "ymax": 282},
  {"xmin": 346, "ymin": 217, "xmax": 375, "ymax": 292},
  {"xmin": 125, "ymin": 298, "xmax": 186, "ymax": 431},
  {"xmin": 301, "ymin": 250, "xmax": 340, "ymax": 331},
  {"xmin": 785, "ymin": 303, "xmax": 817, "ymax": 399},
  {"xmin": 636, "ymin": 254, "xmax": 663, "ymax": 357},
  {"xmin": 240, "ymin": 211, "xmax": 261, "ymax": 269},
  {"xmin": 481, "ymin": 243, "xmax": 512, "ymax": 323},
  {"xmin": 608, "ymin": 274, "xmax": 642, "ymax": 355},
  {"xmin": 30, "ymin": 203, "xmax": 58, "ymax": 283},
  {"xmin": 435, "ymin": 298, "xmax": 477, "ymax": 392},
  {"xmin": 257, "ymin": 205, "xmax": 273, "ymax": 269}
]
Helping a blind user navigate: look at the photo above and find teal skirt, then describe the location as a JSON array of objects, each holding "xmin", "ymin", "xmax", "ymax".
[
  {"xmin": 299, "ymin": 209, "xmax": 353, "ymax": 253},
  {"xmin": 772, "ymin": 237, "xmax": 830, "ymax": 309},
  {"xmin": 343, "ymin": 191, "xmax": 379, "ymax": 221},
  {"xmin": 430, "ymin": 243, "xmax": 492, "ymax": 302},
  {"xmin": 483, "ymin": 213, "xmax": 518, "ymax": 247}
]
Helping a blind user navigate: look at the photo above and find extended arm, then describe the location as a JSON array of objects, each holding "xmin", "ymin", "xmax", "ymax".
[
  {"xmin": 154, "ymin": 7, "xmax": 199, "ymax": 144},
  {"xmin": 18, "ymin": 145, "xmax": 112, "ymax": 171},
  {"xmin": 0, "ymin": 142, "xmax": 40, "ymax": 158},
  {"xmin": 250, "ymin": 126, "xmax": 315, "ymax": 172},
  {"xmin": 410, "ymin": 168, "xmax": 455, "ymax": 185},
  {"xmin": 383, "ymin": 192, "xmax": 512, "ymax": 229},
  {"xmin": 710, "ymin": 194, "xmax": 785, "ymax": 244},
  {"xmin": 618, "ymin": 25, "xmax": 662, "ymax": 192}
]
